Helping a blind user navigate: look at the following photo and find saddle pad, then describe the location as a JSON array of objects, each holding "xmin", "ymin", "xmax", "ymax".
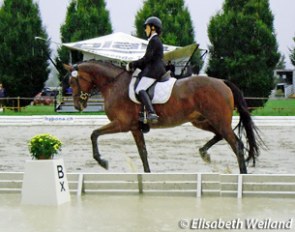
[{"xmin": 129, "ymin": 77, "xmax": 177, "ymax": 104}]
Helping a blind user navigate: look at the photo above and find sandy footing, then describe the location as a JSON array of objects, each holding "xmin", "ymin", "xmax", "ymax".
[{"xmin": 0, "ymin": 124, "xmax": 294, "ymax": 174}]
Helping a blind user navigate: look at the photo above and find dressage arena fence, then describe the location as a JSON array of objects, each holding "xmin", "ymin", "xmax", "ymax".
[{"xmin": 1, "ymin": 172, "xmax": 295, "ymax": 198}]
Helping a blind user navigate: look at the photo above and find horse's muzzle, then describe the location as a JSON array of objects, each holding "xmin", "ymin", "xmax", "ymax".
[{"xmin": 73, "ymin": 99, "xmax": 87, "ymax": 112}]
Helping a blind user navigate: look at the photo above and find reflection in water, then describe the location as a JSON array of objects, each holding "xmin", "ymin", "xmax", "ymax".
[{"xmin": 0, "ymin": 194, "xmax": 294, "ymax": 232}]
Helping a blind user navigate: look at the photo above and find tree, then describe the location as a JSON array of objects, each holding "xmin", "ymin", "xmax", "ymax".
[
  {"xmin": 0, "ymin": 0, "xmax": 50, "ymax": 103},
  {"xmin": 276, "ymin": 54, "xmax": 286, "ymax": 69},
  {"xmin": 206, "ymin": 0, "xmax": 280, "ymax": 104},
  {"xmin": 290, "ymin": 35, "xmax": 295, "ymax": 67},
  {"xmin": 56, "ymin": 0, "xmax": 113, "ymax": 68},
  {"xmin": 134, "ymin": 0, "xmax": 203, "ymax": 74}
]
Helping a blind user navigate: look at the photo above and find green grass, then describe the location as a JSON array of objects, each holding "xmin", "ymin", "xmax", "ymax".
[
  {"xmin": 252, "ymin": 99, "xmax": 295, "ymax": 116},
  {"xmin": 4, "ymin": 105, "xmax": 57, "ymax": 115},
  {"xmin": 0, "ymin": 99, "xmax": 295, "ymax": 116},
  {"xmin": 0, "ymin": 105, "xmax": 104, "ymax": 116}
]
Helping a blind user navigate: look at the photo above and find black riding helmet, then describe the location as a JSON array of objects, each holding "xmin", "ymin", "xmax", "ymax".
[{"xmin": 144, "ymin": 16, "xmax": 162, "ymax": 35}]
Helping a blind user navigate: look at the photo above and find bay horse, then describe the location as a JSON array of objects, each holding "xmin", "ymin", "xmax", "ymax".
[{"xmin": 64, "ymin": 60, "xmax": 261, "ymax": 174}]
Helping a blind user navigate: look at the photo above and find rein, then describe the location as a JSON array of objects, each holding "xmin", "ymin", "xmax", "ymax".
[
  {"xmin": 72, "ymin": 62, "xmax": 126, "ymax": 101},
  {"xmin": 105, "ymin": 69, "xmax": 126, "ymax": 84}
]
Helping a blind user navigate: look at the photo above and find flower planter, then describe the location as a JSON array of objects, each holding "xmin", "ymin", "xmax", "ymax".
[
  {"xmin": 21, "ymin": 159, "xmax": 71, "ymax": 205},
  {"xmin": 28, "ymin": 133, "xmax": 62, "ymax": 160}
]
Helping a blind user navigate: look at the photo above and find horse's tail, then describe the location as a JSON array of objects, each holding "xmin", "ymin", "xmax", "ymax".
[{"xmin": 224, "ymin": 80, "xmax": 263, "ymax": 166}]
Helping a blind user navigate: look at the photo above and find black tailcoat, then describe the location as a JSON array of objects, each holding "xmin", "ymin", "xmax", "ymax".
[{"xmin": 130, "ymin": 34, "xmax": 166, "ymax": 80}]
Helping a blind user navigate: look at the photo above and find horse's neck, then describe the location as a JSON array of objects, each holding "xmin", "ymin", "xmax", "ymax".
[{"xmin": 93, "ymin": 64, "xmax": 129, "ymax": 97}]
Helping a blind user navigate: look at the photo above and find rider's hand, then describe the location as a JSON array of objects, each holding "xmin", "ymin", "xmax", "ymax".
[
  {"xmin": 126, "ymin": 62, "xmax": 132, "ymax": 72},
  {"xmin": 125, "ymin": 63, "xmax": 131, "ymax": 72}
]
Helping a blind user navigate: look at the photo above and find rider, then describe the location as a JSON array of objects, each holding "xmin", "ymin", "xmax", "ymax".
[{"xmin": 126, "ymin": 16, "xmax": 166, "ymax": 123}]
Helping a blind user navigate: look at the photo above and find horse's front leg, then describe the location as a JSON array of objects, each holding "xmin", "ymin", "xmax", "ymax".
[
  {"xmin": 131, "ymin": 129, "xmax": 150, "ymax": 172},
  {"xmin": 90, "ymin": 120, "xmax": 123, "ymax": 170}
]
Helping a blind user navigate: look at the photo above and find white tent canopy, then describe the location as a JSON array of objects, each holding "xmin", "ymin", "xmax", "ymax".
[
  {"xmin": 63, "ymin": 32, "xmax": 198, "ymax": 76},
  {"xmin": 63, "ymin": 32, "xmax": 180, "ymax": 62}
]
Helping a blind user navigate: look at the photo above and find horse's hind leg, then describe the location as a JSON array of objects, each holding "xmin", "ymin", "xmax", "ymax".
[
  {"xmin": 236, "ymin": 136, "xmax": 247, "ymax": 174},
  {"xmin": 131, "ymin": 129, "xmax": 150, "ymax": 172},
  {"xmin": 191, "ymin": 121, "xmax": 222, "ymax": 163},
  {"xmin": 195, "ymin": 119, "xmax": 247, "ymax": 173},
  {"xmin": 224, "ymin": 131, "xmax": 247, "ymax": 174},
  {"xmin": 199, "ymin": 134, "xmax": 222, "ymax": 163}
]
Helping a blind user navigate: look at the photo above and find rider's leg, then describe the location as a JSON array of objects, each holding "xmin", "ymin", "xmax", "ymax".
[
  {"xmin": 138, "ymin": 90, "xmax": 159, "ymax": 123},
  {"xmin": 135, "ymin": 77, "xmax": 159, "ymax": 123}
]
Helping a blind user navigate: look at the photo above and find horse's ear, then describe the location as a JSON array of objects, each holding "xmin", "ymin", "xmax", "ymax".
[{"xmin": 63, "ymin": 64, "xmax": 73, "ymax": 72}]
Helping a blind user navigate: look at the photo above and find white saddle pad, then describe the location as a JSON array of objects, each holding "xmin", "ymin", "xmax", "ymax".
[{"xmin": 129, "ymin": 76, "xmax": 177, "ymax": 104}]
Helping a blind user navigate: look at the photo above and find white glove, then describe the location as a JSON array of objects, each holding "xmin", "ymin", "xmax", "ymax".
[{"xmin": 126, "ymin": 63, "xmax": 131, "ymax": 72}]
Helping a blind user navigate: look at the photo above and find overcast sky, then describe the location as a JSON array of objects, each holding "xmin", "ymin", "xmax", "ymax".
[{"xmin": 29, "ymin": 0, "xmax": 295, "ymax": 68}]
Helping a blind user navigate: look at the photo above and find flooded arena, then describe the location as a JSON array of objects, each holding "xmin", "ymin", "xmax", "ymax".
[{"xmin": 1, "ymin": 194, "xmax": 295, "ymax": 232}]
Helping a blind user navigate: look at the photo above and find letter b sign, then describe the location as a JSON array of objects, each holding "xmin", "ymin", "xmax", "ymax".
[{"xmin": 57, "ymin": 165, "xmax": 66, "ymax": 192}]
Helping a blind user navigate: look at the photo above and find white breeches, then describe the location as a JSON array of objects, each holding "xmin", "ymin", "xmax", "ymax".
[{"xmin": 135, "ymin": 76, "xmax": 156, "ymax": 94}]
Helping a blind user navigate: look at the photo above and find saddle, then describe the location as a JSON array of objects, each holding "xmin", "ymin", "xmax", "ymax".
[
  {"xmin": 128, "ymin": 69, "xmax": 177, "ymax": 104},
  {"xmin": 128, "ymin": 69, "xmax": 177, "ymax": 133}
]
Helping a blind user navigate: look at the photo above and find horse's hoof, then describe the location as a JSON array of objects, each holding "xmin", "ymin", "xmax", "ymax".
[
  {"xmin": 199, "ymin": 149, "xmax": 211, "ymax": 163},
  {"xmin": 99, "ymin": 159, "xmax": 109, "ymax": 170},
  {"xmin": 202, "ymin": 154, "xmax": 211, "ymax": 163}
]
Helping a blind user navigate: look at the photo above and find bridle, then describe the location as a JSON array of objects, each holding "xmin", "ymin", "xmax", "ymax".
[
  {"xmin": 71, "ymin": 64, "xmax": 93, "ymax": 102},
  {"xmin": 70, "ymin": 63, "xmax": 126, "ymax": 102}
]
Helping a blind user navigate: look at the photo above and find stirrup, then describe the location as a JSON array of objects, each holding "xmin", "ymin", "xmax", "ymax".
[{"xmin": 147, "ymin": 113, "xmax": 159, "ymax": 123}]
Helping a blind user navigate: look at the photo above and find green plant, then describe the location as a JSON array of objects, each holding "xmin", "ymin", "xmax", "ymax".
[{"xmin": 28, "ymin": 134, "xmax": 62, "ymax": 159}]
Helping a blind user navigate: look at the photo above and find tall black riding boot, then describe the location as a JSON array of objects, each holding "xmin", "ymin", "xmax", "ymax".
[{"xmin": 138, "ymin": 90, "xmax": 159, "ymax": 123}]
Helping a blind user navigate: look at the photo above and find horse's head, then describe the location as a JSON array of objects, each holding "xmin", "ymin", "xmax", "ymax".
[{"xmin": 63, "ymin": 63, "xmax": 94, "ymax": 111}]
